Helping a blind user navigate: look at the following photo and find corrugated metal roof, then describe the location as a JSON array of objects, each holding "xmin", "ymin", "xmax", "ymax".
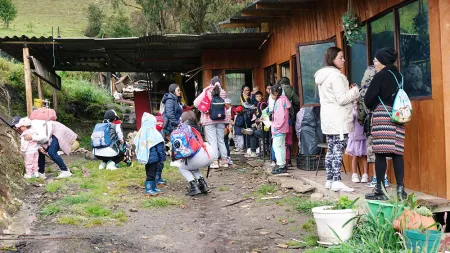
[{"xmin": 0, "ymin": 33, "xmax": 268, "ymax": 72}]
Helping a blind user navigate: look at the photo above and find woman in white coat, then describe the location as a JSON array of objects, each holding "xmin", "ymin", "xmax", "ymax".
[{"xmin": 314, "ymin": 47, "xmax": 360, "ymax": 192}]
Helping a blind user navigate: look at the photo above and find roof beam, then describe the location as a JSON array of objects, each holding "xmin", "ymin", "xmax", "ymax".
[
  {"xmin": 220, "ymin": 23, "xmax": 261, "ymax": 28},
  {"xmin": 242, "ymin": 10, "xmax": 293, "ymax": 17},
  {"xmin": 255, "ymin": 3, "xmax": 310, "ymax": 11}
]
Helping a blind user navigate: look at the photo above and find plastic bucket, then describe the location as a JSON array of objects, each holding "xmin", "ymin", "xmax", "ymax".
[
  {"xmin": 312, "ymin": 206, "xmax": 356, "ymax": 244},
  {"xmin": 367, "ymin": 200, "xmax": 404, "ymax": 222},
  {"xmin": 33, "ymin": 98, "xmax": 42, "ymax": 108},
  {"xmin": 404, "ymin": 230, "xmax": 442, "ymax": 253}
]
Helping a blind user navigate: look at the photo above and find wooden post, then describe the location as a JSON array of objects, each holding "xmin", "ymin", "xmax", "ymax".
[
  {"xmin": 111, "ymin": 76, "xmax": 116, "ymax": 95},
  {"xmin": 37, "ymin": 77, "xmax": 43, "ymax": 100},
  {"xmin": 53, "ymin": 87, "xmax": 58, "ymax": 111},
  {"xmin": 23, "ymin": 47, "xmax": 33, "ymax": 116}
]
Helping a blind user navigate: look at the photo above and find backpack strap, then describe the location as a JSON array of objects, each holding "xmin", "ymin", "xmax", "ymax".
[
  {"xmin": 190, "ymin": 127, "xmax": 210, "ymax": 159},
  {"xmin": 378, "ymin": 70, "xmax": 404, "ymax": 117},
  {"xmin": 388, "ymin": 70, "xmax": 404, "ymax": 89}
]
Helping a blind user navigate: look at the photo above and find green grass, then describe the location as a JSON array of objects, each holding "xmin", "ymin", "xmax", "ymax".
[
  {"xmin": 41, "ymin": 205, "xmax": 60, "ymax": 216},
  {"xmin": 45, "ymin": 181, "xmax": 64, "ymax": 193},
  {"xmin": 58, "ymin": 194, "xmax": 91, "ymax": 205},
  {"xmin": 57, "ymin": 215, "xmax": 83, "ymax": 225},
  {"xmin": 142, "ymin": 197, "xmax": 184, "ymax": 208},
  {"xmin": 304, "ymin": 235, "xmax": 319, "ymax": 247},
  {"xmin": 301, "ymin": 221, "xmax": 314, "ymax": 232},
  {"xmin": 86, "ymin": 205, "xmax": 111, "ymax": 217},
  {"xmin": 255, "ymin": 184, "xmax": 277, "ymax": 196},
  {"xmin": 4, "ymin": 0, "xmax": 137, "ymax": 37},
  {"xmin": 303, "ymin": 247, "xmax": 327, "ymax": 253},
  {"xmin": 217, "ymin": 186, "xmax": 230, "ymax": 192}
]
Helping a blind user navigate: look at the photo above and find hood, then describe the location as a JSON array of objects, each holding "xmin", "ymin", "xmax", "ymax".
[
  {"xmin": 141, "ymin": 112, "xmax": 157, "ymax": 128},
  {"xmin": 314, "ymin": 67, "xmax": 340, "ymax": 86},
  {"xmin": 162, "ymin": 92, "xmax": 178, "ymax": 104},
  {"xmin": 277, "ymin": 95, "xmax": 292, "ymax": 109}
]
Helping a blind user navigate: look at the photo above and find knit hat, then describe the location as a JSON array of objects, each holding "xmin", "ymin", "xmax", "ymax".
[
  {"xmin": 15, "ymin": 117, "xmax": 31, "ymax": 128},
  {"xmin": 168, "ymin": 83, "xmax": 178, "ymax": 94},
  {"xmin": 375, "ymin": 47, "xmax": 398, "ymax": 66},
  {"xmin": 104, "ymin": 110, "xmax": 118, "ymax": 122},
  {"xmin": 210, "ymin": 77, "xmax": 221, "ymax": 86}
]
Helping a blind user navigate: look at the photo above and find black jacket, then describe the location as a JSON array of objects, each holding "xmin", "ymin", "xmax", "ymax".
[
  {"xmin": 364, "ymin": 65, "xmax": 403, "ymax": 111},
  {"xmin": 162, "ymin": 93, "xmax": 183, "ymax": 133}
]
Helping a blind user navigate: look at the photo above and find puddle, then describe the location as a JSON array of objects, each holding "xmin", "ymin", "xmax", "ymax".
[{"xmin": 2, "ymin": 201, "xmax": 38, "ymax": 246}]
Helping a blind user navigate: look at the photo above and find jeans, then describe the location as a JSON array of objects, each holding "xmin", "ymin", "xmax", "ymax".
[
  {"xmin": 273, "ymin": 134, "xmax": 286, "ymax": 166},
  {"xmin": 204, "ymin": 123, "xmax": 227, "ymax": 160},
  {"xmin": 224, "ymin": 133, "xmax": 230, "ymax": 157},
  {"xmin": 145, "ymin": 162, "xmax": 158, "ymax": 181},
  {"xmin": 250, "ymin": 129, "xmax": 264, "ymax": 152},
  {"xmin": 38, "ymin": 135, "xmax": 68, "ymax": 173}
]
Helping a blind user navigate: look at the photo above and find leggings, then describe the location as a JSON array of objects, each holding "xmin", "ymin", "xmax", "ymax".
[
  {"xmin": 145, "ymin": 162, "xmax": 158, "ymax": 181},
  {"xmin": 375, "ymin": 154, "xmax": 404, "ymax": 187},
  {"xmin": 325, "ymin": 135, "xmax": 348, "ymax": 181}
]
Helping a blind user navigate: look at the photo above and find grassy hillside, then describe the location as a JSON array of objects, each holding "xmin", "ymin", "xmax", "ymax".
[{"xmin": 0, "ymin": 0, "xmax": 136, "ymax": 38}]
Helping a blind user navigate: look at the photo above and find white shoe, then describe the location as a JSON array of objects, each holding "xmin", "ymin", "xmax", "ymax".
[
  {"xmin": 219, "ymin": 159, "xmax": 229, "ymax": 168},
  {"xmin": 256, "ymin": 147, "xmax": 260, "ymax": 154},
  {"xmin": 210, "ymin": 160, "xmax": 219, "ymax": 169},
  {"xmin": 170, "ymin": 160, "xmax": 180, "ymax": 167},
  {"xmin": 330, "ymin": 181, "xmax": 354, "ymax": 192},
  {"xmin": 271, "ymin": 161, "xmax": 276, "ymax": 167},
  {"xmin": 351, "ymin": 173, "xmax": 360, "ymax": 183},
  {"xmin": 325, "ymin": 180, "xmax": 332, "ymax": 189},
  {"xmin": 106, "ymin": 161, "xmax": 118, "ymax": 170},
  {"xmin": 361, "ymin": 173, "xmax": 369, "ymax": 183},
  {"xmin": 39, "ymin": 172, "xmax": 47, "ymax": 179},
  {"xmin": 33, "ymin": 172, "xmax": 40, "ymax": 178},
  {"xmin": 98, "ymin": 162, "xmax": 106, "ymax": 170},
  {"xmin": 56, "ymin": 170, "xmax": 72, "ymax": 179},
  {"xmin": 246, "ymin": 148, "xmax": 251, "ymax": 155},
  {"xmin": 24, "ymin": 173, "xmax": 32, "ymax": 179}
]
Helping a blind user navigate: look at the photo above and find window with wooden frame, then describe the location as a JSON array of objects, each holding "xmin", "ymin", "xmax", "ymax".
[
  {"xmin": 296, "ymin": 39, "xmax": 336, "ymax": 107},
  {"xmin": 346, "ymin": 0, "xmax": 431, "ymax": 99},
  {"xmin": 279, "ymin": 61, "xmax": 290, "ymax": 80},
  {"xmin": 224, "ymin": 70, "xmax": 253, "ymax": 106},
  {"xmin": 264, "ymin": 64, "xmax": 277, "ymax": 88}
]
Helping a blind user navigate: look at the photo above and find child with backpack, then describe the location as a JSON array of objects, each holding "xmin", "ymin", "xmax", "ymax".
[
  {"xmin": 233, "ymin": 106, "xmax": 245, "ymax": 152},
  {"xmin": 15, "ymin": 117, "xmax": 40, "ymax": 178},
  {"xmin": 134, "ymin": 112, "xmax": 166, "ymax": 196},
  {"xmin": 224, "ymin": 98, "xmax": 233, "ymax": 165},
  {"xmin": 92, "ymin": 110, "xmax": 124, "ymax": 170},
  {"xmin": 176, "ymin": 111, "xmax": 214, "ymax": 196},
  {"xmin": 270, "ymin": 85, "xmax": 292, "ymax": 174}
]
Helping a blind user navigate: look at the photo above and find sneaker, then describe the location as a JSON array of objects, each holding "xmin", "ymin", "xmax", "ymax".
[
  {"xmin": 244, "ymin": 152, "xmax": 257, "ymax": 158},
  {"xmin": 246, "ymin": 148, "xmax": 251, "ymax": 155},
  {"xmin": 24, "ymin": 173, "xmax": 32, "ymax": 179},
  {"xmin": 325, "ymin": 180, "xmax": 332, "ymax": 189},
  {"xmin": 233, "ymin": 148, "xmax": 240, "ymax": 152},
  {"xmin": 56, "ymin": 170, "xmax": 72, "ymax": 179},
  {"xmin": 106, "ymin": 161, "xmax": 118, "ymax": 170},
  {"xmin": 33, "ymin": 172, "xmax": 40, "ymax": 178},
  {"xmin": 210, "ymin": 160, "xmax": 219, "ymax": 169},
  {"xmin": 385, "ymin": 177, "xmax": 389, "ymax": 187},
  {"xmin": 242, "ymin": 128, "xmax": 253, "ymax": 135},
  {"xmin": 227, "ymin": 157, "xmax": 233, "ymax": 165},
  {"xmin": 270, "ymin": 161, "xmax": 276, "ymax": 167},
  {"xmin": 98, "ymin": 162, "xmax": 106, "ymax": 170},
  {"xmin": 361, "ymin": 173, "xmax": 369, "ymax": 183},
  {"xmin": 219, "ymin": 159, "xmax": 229, "ymax": 168},
  {"xmin": 256, "ymin": 148, "xmax": 260, "ymax": 154},
  {"xmin": 38, "ymin": 172, "xmax": 47, "ymax": 179},
  {"xmin": 366, "ymin": 177, "xmax": 377, "ymax": 188},
  {"xmin": 351, "ymin": 173, "xmax": 360, "ymax": 183},
  {"xmin": 170, "ymin": 160, "xmax": 181, "ymax": 167},
  {"xmin": 330, "ymin": 181, "xmax": 354, "ymax": 192}
]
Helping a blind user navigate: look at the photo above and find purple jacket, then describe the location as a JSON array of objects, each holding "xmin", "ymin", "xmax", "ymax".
[{"xmin": 272, "ymin": 95, "xmax": 291, "ymax": 135}]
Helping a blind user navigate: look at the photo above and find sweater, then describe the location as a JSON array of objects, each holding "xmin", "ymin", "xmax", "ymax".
[
  {"xmin": 314, "ymin": 66, "xmax": 359, "ymax": 137},
  {"xmin": 272, "ymin": 95, "xmax": 291, "ymax": 135},
  {"xmin": 364, "ymin": 65, "xmax": 402, "ymax": 111}
]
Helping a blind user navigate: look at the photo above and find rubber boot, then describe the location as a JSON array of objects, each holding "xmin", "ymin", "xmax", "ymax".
[
  {"xmin": 397, "ymin": 184, "xmax": 408, "ymax": 201},
  {"xmin": 155, "ymin": 172, "xmax": 167, "ymax": 186},
  {"xmin": 271, "ymin": 165, "xmax": 287, "ymax": 175},
  {"xmin": 197, "ymin": 177, "xmax": 209, "ymax": 194},
  {"xmin": 186, "ymin": 180, "xmax": 201, "ymax": 196},
  {"xmin": 151, "ymin": 180, "xmax": 163, "ymax": 193},
  {"xmin": 145, "ymin": 181, "xmax": 158, "ymax": 196},
  {"xmin": 365, "ymin": 183, "xmax": 388, "ymax": 200}
]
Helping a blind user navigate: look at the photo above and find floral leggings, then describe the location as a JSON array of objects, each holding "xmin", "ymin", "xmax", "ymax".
[{"xmin": 325, "ymin": 135, "xmax": 348, "ymax": 181}]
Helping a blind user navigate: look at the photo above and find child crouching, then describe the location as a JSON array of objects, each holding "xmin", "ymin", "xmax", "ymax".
[{"xmin": 134, "ymin": 112, "xmax": 166, "ymax": 196}]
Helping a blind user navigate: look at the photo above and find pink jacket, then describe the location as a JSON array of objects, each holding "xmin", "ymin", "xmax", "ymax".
[
  {"xmin": 50, "ymin": 122, "xmax": 78, "ymax": 155},
  {"xmin": 272, "ymin": 95, "xmax": 291, "ymax": 135},
  {"xmin": 193, "ymin": 85, "xmax": 230, "ymax": 126}
]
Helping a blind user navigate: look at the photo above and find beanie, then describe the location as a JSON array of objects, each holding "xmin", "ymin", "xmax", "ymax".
[
  {"xmin": 375, "ymin": 47, "xmax": 398, "ymax": 66},
  {"xmin": 168, "ymin": 83, "xmax": 178, "ymax": 94}
]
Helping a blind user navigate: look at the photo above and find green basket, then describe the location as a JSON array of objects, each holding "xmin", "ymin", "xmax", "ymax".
[
  {"xmin": 367, "ymin": 200, "xmax": 404, "ymax": 222},
  {"xmin": 404, "ymin": 230, "xmax": 442, "ymax": 253}
]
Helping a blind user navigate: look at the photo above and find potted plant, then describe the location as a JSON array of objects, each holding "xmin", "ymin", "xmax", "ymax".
[
  {"xmin": 312, "ymin": 196, "xmax": 358, "ymax": 245},
  {"xmin": 367, "ymin": 189, "xmax": 405, "ymax": 223}
]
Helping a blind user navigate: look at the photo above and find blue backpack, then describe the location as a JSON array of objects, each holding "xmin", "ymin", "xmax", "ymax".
[
  {"xmin": 210, "ymin": 95, "xmax": 226, "ymax": 120},
  {"xmin": 170, "ymin": 123, "xmax": 208, "ymax": 160},
  {"xmin": 91, "ymin": 122, "xmax": 118, "ymax": 148}
]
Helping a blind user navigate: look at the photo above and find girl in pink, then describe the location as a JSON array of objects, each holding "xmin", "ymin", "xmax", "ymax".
[
  {"xmin": 346, "ymin": 102, "xmax": 369, "ymax": 183},
  {"xmin": 16, "ymin": 117, "xmax": 40, "ymax": 178}
]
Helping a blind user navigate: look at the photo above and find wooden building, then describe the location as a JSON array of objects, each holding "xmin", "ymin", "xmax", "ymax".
[{"xmin": 208, "ymin": 0, "xmax": 450, "ymax": 199}]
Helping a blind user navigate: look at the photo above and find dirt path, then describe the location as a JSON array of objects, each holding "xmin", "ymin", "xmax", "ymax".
[{"xmin": 3, "ymin": 154, "xmax": 318, "ymax": 253}]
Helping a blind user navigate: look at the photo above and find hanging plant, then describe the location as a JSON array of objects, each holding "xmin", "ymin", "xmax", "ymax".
[{"xmin": 342, "ymin": 0, "xmax": 363, "ymax": 47}]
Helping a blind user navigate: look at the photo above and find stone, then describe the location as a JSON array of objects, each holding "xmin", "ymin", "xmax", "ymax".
[{"xmin": 310, "ymin": 193, "xmax": 325, "ymax": 201}]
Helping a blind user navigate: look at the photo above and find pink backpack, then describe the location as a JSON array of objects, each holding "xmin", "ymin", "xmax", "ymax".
[{"xmin": 30, "ymin": 108, "xmax": 57, "ymax": 121}]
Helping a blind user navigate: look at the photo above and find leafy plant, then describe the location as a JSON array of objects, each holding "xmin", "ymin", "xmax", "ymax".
[
  {"xmin": 330, "ymin": 196, "xmax": 358, "ymax": 210},
  {"xmin": 416, "ymin": 206, "xmax": 433, "ymax": 217},
  {"xmin": 0, "ymin": 0, "xmax": 17, "ymax": 29},
  {"xmin": 296, "ymin": 199, "xmax": 335, "ymax": 216}
]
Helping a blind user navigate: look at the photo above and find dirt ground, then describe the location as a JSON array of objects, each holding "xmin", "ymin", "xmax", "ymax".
[{"xmin": 2, "ymin": 154, "xmax": 317, "ymax": 253}]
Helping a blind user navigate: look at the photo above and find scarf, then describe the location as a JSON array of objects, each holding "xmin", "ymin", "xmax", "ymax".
[{"xmin": 134, "ymin": 112, "xmax": 165, "ymax": 164}]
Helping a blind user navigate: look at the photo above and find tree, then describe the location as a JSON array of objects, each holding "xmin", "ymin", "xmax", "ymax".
[
  {"xmin": 101, "ymin": 11, "xmax": 134, "ymax": 38},
  {"xmin": 84, "ymin": 3, "xmax": 105, "ymax": 37},
  {"xmin": 0, "ymin": 0, "xmax": 17, "ymax": 29}
]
